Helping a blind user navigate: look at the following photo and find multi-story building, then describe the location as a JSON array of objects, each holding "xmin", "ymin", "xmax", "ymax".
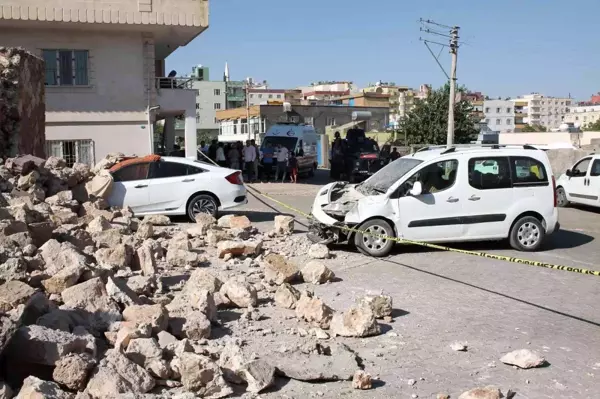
[
  {"xmin": 248, "ymin": 89, "xmax": 286, "ymax": 106},
  {"xmin": 284, "ymin": 90, "xmax": 303, "ymax": 105},
  {"xmin": 511, "ymin": 93, "xmax": 572, "ymax": 131},
  {"xmin": 563, "ymin": 105, "xmax": 600, "ymax": 129},
  {"xmin": 297, "ymin": 81, "xmax": 353, "ymax": 105},
  {"xmin": 215, "ymin": 104, "xmax": 389, "ymax": 143},
  {"xmin": 398, "ymin": 84, "xmax": 431, "ymax": 119},
  {"xmin": 362, "ymin": 82, "xmax": 410, "ymax": 128},
  {"xmin": 483, "ymin": 100, "xmax": 515, "ymax": 132},
  {"xmin": 0, "ymin": 0, "xmax": 208, "ymax": 163}
]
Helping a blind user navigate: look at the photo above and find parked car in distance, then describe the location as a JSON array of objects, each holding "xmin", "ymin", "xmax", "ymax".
[
  {"xmin": 309, "ymin": 145, "xmax": 559, "ymax": 257},
  {"xmin": 107, "ymin": 156, "xmax": 247, "ymax": 221},
  {"xmin": 555, "ymin": 153, "xmax": 600, "ymax": 208}
]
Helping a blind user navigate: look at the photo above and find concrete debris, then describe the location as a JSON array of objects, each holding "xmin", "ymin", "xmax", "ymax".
[
  {"xmin": 274, "ymin": 283, "xmax": 301, "ymax": 309},
  {"xmin": 274, "ymin": 215, "xmax": 294, "ymax": 235},
  {"xmin": 220, "ymin": 279, "xmax": 258, "ymax": 308},
  {"xmin": 330, "ymin": 304, "xmax": 381, "ymax": 337},
  {"xmin": 175, "ymin": 352, "xmax": 233, "ymax": 397},
  {"xmin": 218, "ymin": 214, "xmax": 251, "ymax": 229},
  {"xmin": 356, "ymin": 294, "xmax": 393, "ymax": 319},
  {"xmin": 352, "ymin": 370, "xmax": 372, "ymax": 389},
  {"xmin": 135, "ymin": 243, "xmax": 157, "ymax": 276},
  {"xmin": 217, "ymin": 240, "xmax": 262, "ymax": 258},
  {"xmin": 143, "ymin": 214, "xmax": 171, "ymax": 226},
  {"xmin": 301, "ymin": 261, "xmax": 335, "ymax": 284},
  {"xmin": 16, "ymin": 376, "xmax": 73, "ymax": 399},
  {"xmin": 295, "ymin": 291, "xmax": 334, "ymax": 329},
  {"xmin": 0, "ymin": 280, "xmax": 36, "ymax": 312},
  {"xmin": 451, "ymin": 342, "xmax": 468, "ymax": 352},
  {"xmin": 53, "ymin": 353, "xmax": 95, "ymax": 391},
  {"xmin": 308, "ymin": 243, "xmax": 331, "ymax": 259},
  {"xmin": 193, "ymin": 213, "xmax": 216, "ymax": 233},
  {"xmin": 262, "ymin": 253, "xmax": 300, "ymax": 284},
  {"xmin": 239, "ymin": 360, "xmax": 276, "ymax": 393},
  {"xmin": 458, "ymin": 386, "xmax": 502, "ymax": 399},
  {"xmin": 122, "ymin": 304, "xmax": 169, "ymax": 334},
  {"xmin": 500, "ymin": 349, "xmax": 546, "ymax": 369}
]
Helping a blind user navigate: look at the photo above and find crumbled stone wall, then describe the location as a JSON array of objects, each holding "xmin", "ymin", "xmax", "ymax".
[{"xmin": 0, "ymin": 47, "xmax": 46, "ymax": 159}]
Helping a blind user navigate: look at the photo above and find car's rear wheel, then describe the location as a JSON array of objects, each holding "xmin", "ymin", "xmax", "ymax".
[
  {"xmin": 556, "ymin": 187, "xmax": 569, "ymax": 207},
  {"xmin": 354, "ymin": 218, "xmax": 395, "ymax": 257},
  {"xmin": 509, "ymin": 216, "xmax": 545, "ymax": 252},
  {"xmin": 187, "ymin": 194, "xmax": 218, "ymax": 221}
]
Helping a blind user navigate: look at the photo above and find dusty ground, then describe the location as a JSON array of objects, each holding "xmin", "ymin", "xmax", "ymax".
[{"xmin": 179, "ymin": 170, "xmax": 600, "ymax": 399}]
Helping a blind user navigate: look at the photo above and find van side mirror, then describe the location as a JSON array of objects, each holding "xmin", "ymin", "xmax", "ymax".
[
  {"xmin": 409, "ymin": 181, "xmax": 423, "ymax": 196},
  {"xmin": 565, "ymin": 169, "xmax": 572, "ymax": 177}
]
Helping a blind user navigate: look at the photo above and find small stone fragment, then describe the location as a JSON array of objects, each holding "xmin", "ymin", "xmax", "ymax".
[
  {"xmin": 262, "ymin": 253, "xmax": 300, "ymax": 284},
  {"xmin": 352, "ymin": 370, "xmax": 372, "ymax": 390},
  {"xmin": 0, "ymin": 280, "xmax": 36, "ymax": 312},
  {"xmin": 218, "ymin": 214, "xmax": 251, "ymax": 229},
  {"xmin": 356, "ymin": 294, "xmax": 393, "ymax": 318},
  {"xmin": 53, "ymin": 353, "xmax": 95, "ymax": 391},
  {"xmin": 143, "ymin": 214, "xmax": 171, "ymax": 226},
  {"xmin": 220, "ymin": 279, "xmax": 258, "ymax": 308},
  {"xmin": 274, "ymin": 215, "xmax": 294, "ymax": 235},
  {"xmin": 451, "ymin": 342, "xmax": 468, "ymax": 352},
  {"xmin": 500, "ymin": 349, "xmax": 546, "ymax": 369},
  {"xmin": 330, "ymin": 304, "xmax": 381, "ymax": 337},
  {"xmin": 122, "ymin": 304, "xmax": 169, "ymax": 334},
  {"xmin": 458, "ymin": 386, "xmax": 502, "ymax": 399},
  {"xmin": 274, "ymin": 283, "xmax": 301, "ymax": 309},
  {"xmin": 16, "ymin": 376, "xmax": 72, "ymax": 399},
  {"xmin": 308, "ymin": 243, "xmax": 330, "ymax": 259},
  {"xmin": 301, "ymin": 261, "xmax": 335, "ymax": 284},
  {"xmin": 295, "ymin": 291, "xmax": 334, "ymax": 329}
]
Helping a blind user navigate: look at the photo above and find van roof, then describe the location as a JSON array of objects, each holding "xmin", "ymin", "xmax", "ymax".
[{"xmin": 408, "ymin": 144, "xmax": 550, "ymax": 162}]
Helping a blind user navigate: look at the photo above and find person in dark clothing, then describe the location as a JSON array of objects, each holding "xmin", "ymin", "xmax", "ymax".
[
  {"xmin": 288, "ymin": 152, "xmax": 298, "ymax": 183},
  {"xmin": 208, "ymin": 140, "xmax": 218, "ymax": 162},
  {"xmin": 390, "ymin": 147, "xmax": 400, "ymax": 161},
  {"xmin": 330, "ymin": 131, "xmax": 346, "ymax": 179}
]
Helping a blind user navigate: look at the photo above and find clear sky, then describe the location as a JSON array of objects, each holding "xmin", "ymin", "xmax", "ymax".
[{"xmin": 167, "ymin": 0, "xmax": 599, "ymax": 100}]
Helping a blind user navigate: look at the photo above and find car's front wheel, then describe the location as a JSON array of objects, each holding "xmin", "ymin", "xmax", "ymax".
[
  {"xmin": 353, "ymin": 218, "xmax": 395, "ymax": 257},
  {"xmin": 509, "ymin": 216, "xmax": 545, "ymax": 252},
  {"xmin": 187, "ymin": 193, "xmax": 218, "ymax": 221},
  {"xmin": 556, "ymin": 186, "xmax": 569, "ymax": 207}
]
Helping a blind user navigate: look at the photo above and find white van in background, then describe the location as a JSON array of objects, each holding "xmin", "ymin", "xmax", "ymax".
[{"xmin": 261, "ymin": 123, "xmax": 318, "ymax": 176}]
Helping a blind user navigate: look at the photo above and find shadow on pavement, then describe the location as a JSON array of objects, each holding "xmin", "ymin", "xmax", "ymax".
[
  {"xmin": 383, "ymin": 258, "xmax": 600, "ymax": 328},
  {"xmin": 545, "ymin": 229, "xmax": 594, "ymax": 249}
]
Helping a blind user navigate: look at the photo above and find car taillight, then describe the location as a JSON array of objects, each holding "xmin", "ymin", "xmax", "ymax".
[
  {"xmin": 225, "ymin": 171, "xmax": 243, "ymax": 185},
  {"xmin": 552, "ymin": 175, "xmax": 557, "ymax": 207}
]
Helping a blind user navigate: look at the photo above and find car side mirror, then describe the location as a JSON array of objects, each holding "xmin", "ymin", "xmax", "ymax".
[
  {"xmin": 409, "ymin": 181, "xmax": 423, "ymax": 196},
  {"xmin": 565, "ymin": 169, "xmax": 572, "ymax": 177}
]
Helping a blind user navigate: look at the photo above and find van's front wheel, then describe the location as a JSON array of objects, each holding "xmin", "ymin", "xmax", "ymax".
[{"xmin": 354, "ymin": 219, "xmax": 395, "ymax": 257}]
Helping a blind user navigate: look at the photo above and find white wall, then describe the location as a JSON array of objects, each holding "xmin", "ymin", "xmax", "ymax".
[
  {"xmin": 483, "ymin": 100, "xmax": 515, "ymax": 132},
  {"xmin": 499, "ymin": 131, "xmax": 600, "ymax": 146},
  {"xmin": 2, "ymin": 27, "xmax": 148, "ymax": 115}
]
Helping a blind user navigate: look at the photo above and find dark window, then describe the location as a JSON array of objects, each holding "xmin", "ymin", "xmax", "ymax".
[
  {"xmin": 572, "ymin": 158, "xmax": 591, "ymax": 176},
  {"xmin": 510, "ymin": 157, "xmax": 548, "ymax": 185},
  {"xmin": 112, "ymin": 163, "xmax": 150, "ymax": 182},
  {"xmin": 468, "ymin": 157, "xmax": 511, "ymax": 190},
  {"xmin": 150, "ymin": 161, "xmax": 204, "ymax": 178},
  {"xmin": 591, "ymin": 160, "xmax": 600, "ymax": 177},
  {"xmin": 402, "ymin": 160, "xmax": 458, "ymax": 196},
  {"xmin": 42, "ymin": 49, "xmax": 88, "ymax": 86}
]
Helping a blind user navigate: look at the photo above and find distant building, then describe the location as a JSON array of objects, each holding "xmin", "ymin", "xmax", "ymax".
[
  {"xmin": 511, "ymin": 93, "xmax": 572, "ymax": 130},
  {"xmin": 296, "ymin": 81, "xmax": 353, "ymax": 105},
  {"xmin": 398, "ymin": 84, "xmax": 431, "ymax": 119},
  {"xmin": 215, "ymin": 104, "xmax": 389, "ymax": 143},
  {"xmin": 248, "ymin": 89, "xmax": 286, "ymax": 106},
  {"xmin": 563, "ymin": 105, "xmax": 600, "ymax": 129},
  {"xmin": 483, "ymin": 100, "xmax": 515, "ymax": 132},
  {"xmin": 362, "ymin": 82, "xmax": 411, "ymax": 128}
]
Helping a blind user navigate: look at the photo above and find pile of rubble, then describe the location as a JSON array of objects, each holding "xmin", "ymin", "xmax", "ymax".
[{"xmin": 0, "ymin": 154, "xmax": 393, "ymax": 398}]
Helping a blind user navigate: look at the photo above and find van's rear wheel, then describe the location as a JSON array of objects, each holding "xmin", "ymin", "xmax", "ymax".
[
  {"xmin": 509, "ymin": 216, "xmax": 545, "ymax": 252},
  {"xmin": 354, "ymin": 219, "xmax": 395, "ymax": 257}
]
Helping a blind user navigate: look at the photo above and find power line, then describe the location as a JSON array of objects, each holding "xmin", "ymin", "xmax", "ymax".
[{"xmin": 420, "ymin": 18, "xmax": 461, "ymax": 147}]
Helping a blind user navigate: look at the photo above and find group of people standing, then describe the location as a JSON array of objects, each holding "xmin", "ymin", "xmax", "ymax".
[{"xmin": 199, "ymin": 139, "xmax": 299, "ymax": 183}]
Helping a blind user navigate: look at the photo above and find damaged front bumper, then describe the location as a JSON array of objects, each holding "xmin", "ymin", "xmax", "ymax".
[{"xmin": 309, "ymin": 182, "xmax": 362, "ymax": 244}]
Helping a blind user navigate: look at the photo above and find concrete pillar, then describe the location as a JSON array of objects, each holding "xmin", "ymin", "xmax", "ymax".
[
  {"xmin": 184, "ymin": 107, "xmax": 198, "ymax": 159},
  {"xmin": 164, "ymin": 116, "xmax": 175, "ymax": 153}
]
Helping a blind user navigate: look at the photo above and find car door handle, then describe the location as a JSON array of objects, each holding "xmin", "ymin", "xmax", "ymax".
[
  {"xmin": 182, "ymin": 178, "xmax": 195, "ymax": 182},
  {"xmin": 134, "ymin": 184, "xmax": 148, "ymax": 188},
  {"xmin": 447, "ymin": 197, "xmax": 459, "ymax": 203},
  {"xmin": 468, "ymin": 195, "xmax": 481, "ymax": 201}
]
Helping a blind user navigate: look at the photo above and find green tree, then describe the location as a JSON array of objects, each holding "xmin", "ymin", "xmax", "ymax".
[
  {"xmin": 583, "ymin": 119, "xmax": 600, "ymax": 131},
  {"xmin": 394, "ymin": 84, "xmax": 479, "ymax": 145}
]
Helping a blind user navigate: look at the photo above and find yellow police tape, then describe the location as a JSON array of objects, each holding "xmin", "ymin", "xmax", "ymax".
[{"xmin": 245, "ymin": 184, "xmax": 600, "ymax": 277}]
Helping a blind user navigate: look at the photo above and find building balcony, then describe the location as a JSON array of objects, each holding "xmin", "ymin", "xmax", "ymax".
[
  {"xmin": 155, "ymin": 77, "xmax": 195, "ymax": 113},
  {"xmin": 227, "ymin": 95, "xmax": 245, "ymax": 102}
]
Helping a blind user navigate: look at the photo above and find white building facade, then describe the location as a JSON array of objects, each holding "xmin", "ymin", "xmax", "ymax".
[
  {"xmin": 563, "ymin": 105, "xmax": 600, "ymax": 129},
  {"xmin": 0, "ymin": 0, "xmax": 208, "ymax": 164},
  {"xmin": 511, "ymin": 94, "xmax": 572, "ymax": 131},
  {"xmin": 483, "ymin": 100, "xmax": 515, "ymax": 132}
]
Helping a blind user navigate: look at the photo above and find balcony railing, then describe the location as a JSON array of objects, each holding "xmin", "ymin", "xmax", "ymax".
[{"xmin": 155, "ymin": 77, "xmax": 193, "ymax": 90}]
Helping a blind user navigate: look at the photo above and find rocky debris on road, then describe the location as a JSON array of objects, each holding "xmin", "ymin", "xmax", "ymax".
[
  {"xmin": 352, "ymin": 370, "xmax": 372, "ymax": 390},
  {"xmin": 355, "ymin": 292, "xmax": 393, "ymax": 319},
  {"xmin": 451, "ymin": 341, "xmax": 468, "ymax": 352},
  {"xmin": 500, "ymin": 349, "xmax": 547, "ymax": 369},
  {"xmin": 0, "ymin": 154, "xmax": 409, "ymax": 398}
]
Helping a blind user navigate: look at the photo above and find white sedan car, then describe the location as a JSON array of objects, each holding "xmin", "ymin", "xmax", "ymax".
[{"xmin": 107, "ymin": 156, "xmax": 247, "ymax": 221}]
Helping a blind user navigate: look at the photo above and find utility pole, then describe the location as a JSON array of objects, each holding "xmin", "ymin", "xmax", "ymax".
[
  {"xmin": 447, "ymin": 26, "xmax": 459, "ymax": 147},
  {"xmin": 245, "ymin": 77, "xmax": 251, "ymax": 141},
  {"xmin": 419, "ymin": 19, "xmax": 461, "ymax": 147}
]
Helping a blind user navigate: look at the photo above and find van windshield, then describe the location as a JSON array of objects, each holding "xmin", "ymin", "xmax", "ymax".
[
  {"xmin": 261, "ymin": 136, "xmax": 298, "ymax": 152},
  {"xmin": 358, "ymin": 157, "xmax": 423, "ymax": 194}
]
